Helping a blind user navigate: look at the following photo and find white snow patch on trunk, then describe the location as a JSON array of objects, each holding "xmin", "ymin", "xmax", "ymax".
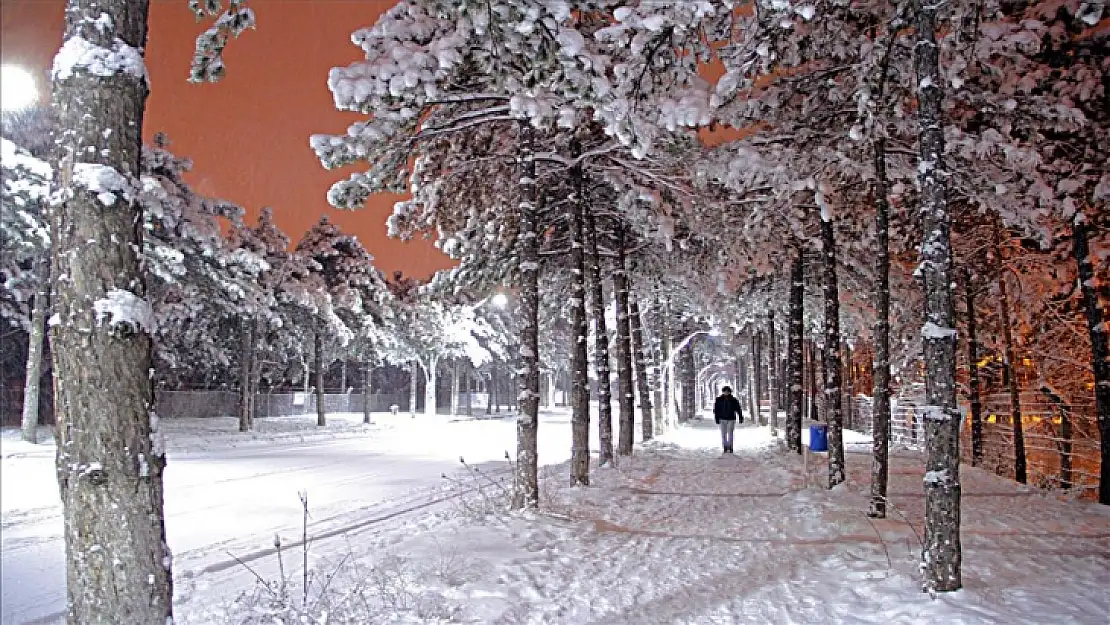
[
  {"xmin": 52, "ymin": 35, "xmax": 147, "ymax": 82},
  {"xmin": 93, "ymin": 288, "xmax": 156, "ymax": 334}
]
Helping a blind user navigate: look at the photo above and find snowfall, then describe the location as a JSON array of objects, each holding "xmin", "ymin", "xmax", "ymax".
[{"xmin": 2, "ymin": 408, "xmax": 1108, "ymax": 624}]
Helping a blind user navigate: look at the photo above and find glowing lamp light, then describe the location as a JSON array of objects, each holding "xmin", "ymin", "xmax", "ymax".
[
  {"xmin": 491, "ymin": 293, "xmax": 508, "ymax": 309},
  {"xmin": 0, "ymin": 65, "xmax": 39, "ymax": 112}
]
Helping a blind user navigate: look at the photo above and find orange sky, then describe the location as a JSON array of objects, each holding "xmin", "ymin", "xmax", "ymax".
[{"xmin": 0, "ymin": 0, "xmax": 454, "ymax": 278}]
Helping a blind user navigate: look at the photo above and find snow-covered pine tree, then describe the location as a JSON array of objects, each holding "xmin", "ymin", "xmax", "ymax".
[
  {"xmin": 141, "ymin": 136, "xmax": 265, "ymax": 394},
  {"xmin": 1, "ymin": 109, "xmax": 54, "ymax": 444},
  {"xmin": 295, "ymin": 216, "xmax": 387, "ymax": 424},
  {"xmin": 231, "ymin": 208, "xmax": 329, "ymax": 429}
]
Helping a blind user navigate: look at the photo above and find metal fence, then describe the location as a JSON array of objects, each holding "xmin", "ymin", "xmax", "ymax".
[
  {"xmin": 974, "ymin": 392, "xmax": 1100, "ymax": 497},
  {"xmin": 153, "ymin": 390, "xmax": 410, "ymax": 419},
  {"xmin": 847, "ymin": 390, "xmax": 1101, "ymax": 498}
]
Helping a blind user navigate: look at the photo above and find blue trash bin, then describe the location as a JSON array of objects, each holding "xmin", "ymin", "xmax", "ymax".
[{"xmin": 808, "ymin": 423, "xmax": 828, "ymax": 452}]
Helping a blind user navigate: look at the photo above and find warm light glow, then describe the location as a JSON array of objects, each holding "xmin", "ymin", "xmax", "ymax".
[
  {"xmin": 0, "ymin": 65, "xmax": 38, "ymax": 112},
  {"xmin": 491, "ymin": 293, "xmax": 508, "ymax": 309}
]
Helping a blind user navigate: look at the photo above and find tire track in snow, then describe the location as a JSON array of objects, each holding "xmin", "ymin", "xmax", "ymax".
[{"xmin": 23, "ymin": 468, "xmax": 513, "ymax": 625}]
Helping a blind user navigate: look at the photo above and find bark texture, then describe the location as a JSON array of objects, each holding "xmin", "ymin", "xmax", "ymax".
[
  {"xmin": 315, "ymin": 330, "xmax": 326, "ymax": 426},
  {"xmin": 630, "ymin": 299, "xmax": 654, "ymax": 442},
  {"xmin": 787, "ymin": 253, "xmax": 805, "ymax": 453},
  {"xmin": 409, "ymin": 361, "xmax": 418, "ymax": 417},
  {"xmin": 821, "ymin": 216, "xmax": 846, "ymax": 488},
  {"xmin": 870, "ymin": 138, "xmax": 893, "ymax": 517},
  {"xmin": 678, "ymin": 335, "xmax": 696, "ymax": 423},
  {"xmin": 1073, "ymin": 217, "xmax": 1110, "ymax": 505},
  {"xmin": 767, "ymin": 311, "xmax": 779, "ymax": 435},
  {"xmin": 993, "ymin": 221, "xmax": 1026, "ymax": 484},
  {"xmin": 748, "ymin": 334, "xmax": 759, "ymax": 423},
  {"xmin": 20, "ymin": 255, "xmax": 49, "ymax": 443},
  {"xmin": 569, "ymin": 164, "xmax": 590, "ymax": 486},
  {"xmin": 963, "ymin": 268, "xmax": 983, "ymax": 467},
  {"xmin": 752, "ymin": 331, "xmax": 764, "ymax": 425},
  {"xmin": 914, "ymin": 0, "xmax": 962, "ymax": 590},
  {"xmin": 50, "ymin": 1, "xmax": 173, "ymax": 621},
  {"xmin": 613, "ymin": 225, "xmax": 635, "ymax": 455},
  {"xmin": 513, "ymin": 124, "xmax": 541, "ymax": 509},
  {"xmin": 585, "ymin": 207, "xmax": 614, "ymax": 465},
  {"xmin": 451, "ymin": 360, "xmax": 461, "ymax": 416},
  {"xmin": 424, "ymin": 358, "xmax": 438, "ymax": 417},
  {"xmin": 239, "ymin": 317, "xmax": 256, "ymax": 432},
  {"xmin": 363, "ymin": 363, "xmax": 373, "ymax": 424}
]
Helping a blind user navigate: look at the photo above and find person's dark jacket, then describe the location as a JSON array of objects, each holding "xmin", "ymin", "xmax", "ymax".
[{"xmin": 714, "ymin": 394, "xmax": 744, "ymax": 423}]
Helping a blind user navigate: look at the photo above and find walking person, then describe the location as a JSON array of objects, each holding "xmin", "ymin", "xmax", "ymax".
[{"xmin": 714, "ymin": 386, "xmax": 744, "ymax": 453}]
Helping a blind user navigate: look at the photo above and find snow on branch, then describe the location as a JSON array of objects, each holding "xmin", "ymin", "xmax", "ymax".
[{"xmin": 188, "ymin": 0, "xmax": 255, "ymax": 83}]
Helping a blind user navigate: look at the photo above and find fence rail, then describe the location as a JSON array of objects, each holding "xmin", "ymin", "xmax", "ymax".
[{"xmin": 846, "ymin": 390, "xmax": 1101, "ymax": 498}]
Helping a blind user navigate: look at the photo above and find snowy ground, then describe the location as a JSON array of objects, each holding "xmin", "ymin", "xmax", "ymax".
[{"xmin": 3, "ymin": 412, "xmax": 1108, "ymax": 624}]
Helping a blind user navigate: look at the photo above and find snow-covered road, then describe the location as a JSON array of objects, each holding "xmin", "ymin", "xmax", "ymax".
[{"xmin": 1, "ymin": 410, "xmax": 581, "ymax": 625}]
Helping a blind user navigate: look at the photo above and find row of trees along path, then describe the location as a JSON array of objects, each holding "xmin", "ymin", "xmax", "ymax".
[{"xmin": 3, "ymin": 0, "xmax": 1105, "ymax": 622}]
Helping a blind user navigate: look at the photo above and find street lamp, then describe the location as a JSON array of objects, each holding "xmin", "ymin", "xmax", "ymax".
[
  {"xmin": 0, "ymin": 65, "xmax": 38, "ymax": 112},
  {"xmin": 491, "ymin": 292, "xmax": 508, "ymax": 309}
]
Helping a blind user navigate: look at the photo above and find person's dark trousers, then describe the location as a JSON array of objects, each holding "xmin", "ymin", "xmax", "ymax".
[{"xmin": 718, "ymin": 419, "xmax": 735, "ymax": 452}]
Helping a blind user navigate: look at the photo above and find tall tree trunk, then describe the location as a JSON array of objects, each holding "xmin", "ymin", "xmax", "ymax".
[
  {"xmin": 820, "ymin": 213, "xmax": 846, "ymax": 488},
  {"xmin": 748, "ymin": 334, "xmax": 759, "ymax": 423},
  {"xmin": 490, "ymin": 364, "xmax": 499, "ymax": 412},
  {"xmin": 424, "ymin": 357, "xmax": 438, "ymax": 417},
  {"xmin": 314, "ymin": 330, "xmax": 325, "ymax": 426},
  {"xmin": 753, "ymin": 330, "xmax": 765, "ymax": 425},
  {"xmin": 914, "ymin": 0, "xmax": 963, "ymax": 590},
  {"xmin": 787, "ymin": 252, "xmax": 805, "ymax": 453},
  {"xmin": 513, "ymin": 124, "xmax": 541, "ymax": 509},
  {"xmin": 733, "ymin": 353, "xmax": 743, "ymax": 414},
  {"xmin": 547, "ymin": 371, "xmax": 558, "ymax": 407},
  {"xmin": 50, "ymin": 1, "xmax": 172, "ymax": 620},
  {"xmin": 807, "ymin": 339, "xmax": 819, "ymax": 421},
  {"xmin": 768, "ymin": 311, "xmax": 779, "ymax": 435},
  {"xmin": 993, "ymin": 220, "xmax": 1027, "ymax": 484},
  {"xmin": 844, "ymin": 343, "xmax": 855, "ymax": 431},
  {"xmin": 464, "ymin": 367, "xmax": 473, "ymax": 417},
  {"xmin": 409, "ymin": 361, "xmax": 418, "ymax": 417},
  {"xmin": 485, "ymin": 370, "xmax": 493, "ymax": 415},
  {"xmin": 1040, "ymin": 386, "xmax": 1073, "ymax": 490},
  {"xmin": 870, "ymin": 137, "xmax": 893, "ymax": 518},
  {"xmin": 661, "ymin": 313, "xmax": 674, "ymax": 428},
  {"xmin": 1073, "ymin": 215, "xmax": 1110, "ymax": 504},
  {"xmin": 963, "ymin": 268, "xmax": 983, "ymax": 467},
  {"xmin": 680, "ymin": 337, "xmax": 697, "ymax": 423},
  {"xmin": 363, "ymin": 363, "xmax": 373, "ymax": 424},
  {"xmin": 451, "ymin": 359, "xmax": 461, "ymax": 416},
  {"xmin": 302, "ymin": 355, "xmax": 310, "ymax": 395},
  {"xmin": 569, "ymin": 162, "xmax": 591, "ymax": 485},
  {"xmin": 239, "ymin": 316, "xmax": 255, "ymax": 432},
  {"xmin": 248, "ymin": 321, "xmax": 260, "ymax": 426},
  {"xmin": 613, "ymin": 224, "xmax": 635, "ymax": 455},
  {"xmin": 585, "ymin": 206, "xmax": 614, "ymax": 466},
  {"xmin": 21, "ymin": 254, "xmax": 49, "ymax": 443},
  {"xmin": 630, "ymin": 299, "xmax": 654, "ymax": 442}
]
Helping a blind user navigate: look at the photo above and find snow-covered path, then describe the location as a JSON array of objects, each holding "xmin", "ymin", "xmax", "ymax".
[
  {"xmin": 0, "ymin": 410, "xmax": 581, "ymax": 625},
  {"xmin": 191, "ymin": 416, "xmax": 1108, "ymax": 625},
  {"xmin": 6, "ymin": 412, "xmax": 1109, "ymax": 624}
]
